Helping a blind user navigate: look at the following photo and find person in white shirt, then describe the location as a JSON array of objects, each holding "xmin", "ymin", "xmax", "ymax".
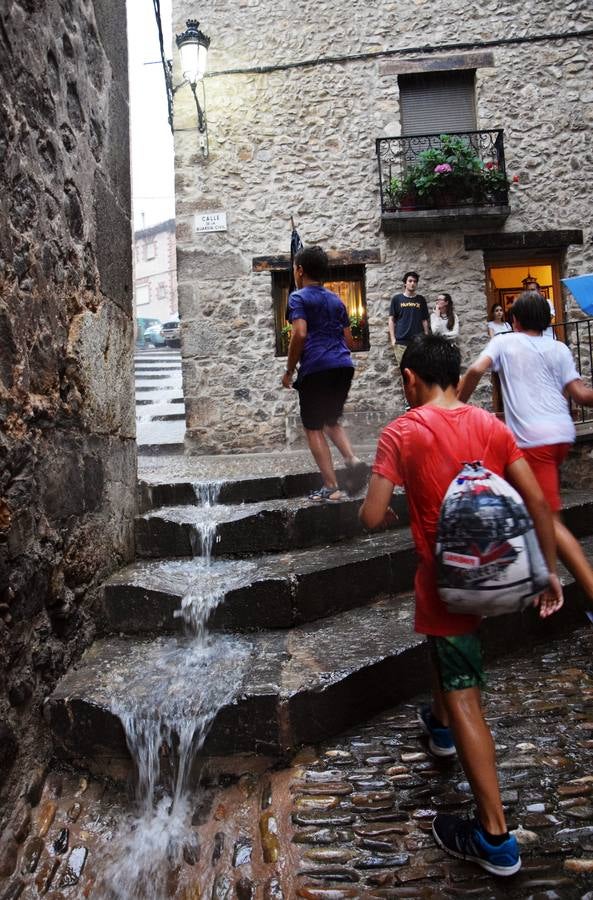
[
  {"xmin": 525, "ymin": 279, "xmax": 555, "ymax": 338},
  {"xmin": 459, "ymin": 291, "xmax": 593, "ymax": 606},
  {"xmin": 430, "ymin": 293, "xmax": 459, "ymax": 342},
  {"xmin": 487, "ymin": 303, "xmax": 512, "ymax": 338}
]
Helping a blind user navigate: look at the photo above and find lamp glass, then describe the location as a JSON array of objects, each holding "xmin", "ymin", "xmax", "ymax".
[{"xmin": 179, "ymin": 39, "xmax": 208, "ymax": 83}]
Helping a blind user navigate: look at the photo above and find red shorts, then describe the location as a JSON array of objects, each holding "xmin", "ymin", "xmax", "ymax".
[{"xmin": 522, "ymin": 443, "xmax": 571, "ymax": 512}]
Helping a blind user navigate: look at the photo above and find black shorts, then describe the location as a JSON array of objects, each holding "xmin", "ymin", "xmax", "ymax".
[{"xmin": 296, "ymin": 367, "xmax": 354, "ymax": 431}]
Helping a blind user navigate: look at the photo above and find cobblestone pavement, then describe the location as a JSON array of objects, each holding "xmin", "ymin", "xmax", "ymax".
[{"xmin": 2, "ymin": 627, "xmax": 593, "ymax": 899}]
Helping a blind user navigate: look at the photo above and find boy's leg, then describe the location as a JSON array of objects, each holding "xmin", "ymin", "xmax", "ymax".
[
  {"xmin": 304, "ymin": 428, "xmax": 339, "ymax": 491},
  {"xmin": 441, "ymin": 685, "xmax": 506, "ymax": 834},
  {"xmin": 429, "ymin": 635, "xmax": 520, "ymax": 876},
  {"xmin": 324, "ymin": 422, "xmax": 358, "ymax": 466},
  {"xmin": 554, "ymin": 513, "xmax": 593, "ymax": 603}
]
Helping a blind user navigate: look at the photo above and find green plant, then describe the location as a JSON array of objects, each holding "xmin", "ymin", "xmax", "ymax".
[
  {"xmin": 349, "ymin": 313, "xmax": 367, "ymax": 340},
  {"xmin": 387, "ymin": 135, "xmax": 509, "ymax": 209}
]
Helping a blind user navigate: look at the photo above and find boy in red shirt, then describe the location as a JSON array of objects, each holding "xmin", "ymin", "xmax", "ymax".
[{"xmin": 360, "ymin": 335, "xmax": 563, "ymax": 877}]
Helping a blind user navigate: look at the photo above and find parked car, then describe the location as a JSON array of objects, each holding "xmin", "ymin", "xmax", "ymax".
[
  {"xmin": 161, "ymin": 316, "xmax": 181, "ymax": 348},
  {"xmin": 143, "ymin": 322, "xmax": 165, "ymax": 347},
  {"xmin": 136, "ymin": 316, "xmax": 161, "ymax": 346}
]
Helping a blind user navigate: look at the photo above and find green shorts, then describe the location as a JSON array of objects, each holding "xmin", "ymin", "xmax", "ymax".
[{"xmin": 428, "ymin": 633, "xmax": 486, "ymax": 693}]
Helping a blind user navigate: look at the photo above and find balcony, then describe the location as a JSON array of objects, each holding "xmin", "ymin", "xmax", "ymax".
[{"xmin": 376, "ymin": 130, "xmax": 511, "ymax": 233}]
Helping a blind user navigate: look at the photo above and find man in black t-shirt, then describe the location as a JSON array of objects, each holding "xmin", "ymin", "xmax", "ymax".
[{"xmin": 388, "ymin": 271, "xmax": 430, "ymax": 364}]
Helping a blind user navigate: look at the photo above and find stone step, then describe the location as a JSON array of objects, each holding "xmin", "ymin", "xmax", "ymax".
[
  {"xmin": 134, "ymin": 372, "xmax": 181, "ymax": 381},
  {"xmin": 45, "ymin": 579, "xmax": 591, "ymax": 775},
  {"xmin": 135, "ymin": 395, "xmax": 185, "ymax": 406},
  {"xmin": 103, "ymin": 529, "xmax": 416, "ymax": 633},
  {"xmin": 134, "ymin": 492, "xmax": 408, "ymax": 559},
  {"xmin": 138, "ymin": 464, "xmax": 371, "ymax": 511},
  {"xmin": 136, "ymin": 408, "xmax": 186, "ymax": 422}
]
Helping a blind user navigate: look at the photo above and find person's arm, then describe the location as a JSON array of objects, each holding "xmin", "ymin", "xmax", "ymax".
[
  {"xmin": 457, "ymin": 354, "xmax": 493, "ymax": 402},
  {"xmin": 565, "ymin": 378, "xmax": 593, "ymax": 407},
  {"xmin": 487, "ymin": 323, "xmax": 495, "ymax": 338},
  {"xmin": 388, "ymin": 316, "xmax": 396, "ymax": 346},
  {"xmin": 359, "ymin": 473, "xmax": 398, "ymax": 529},
  {"xmin": 420, "ymin": 297, "xmax": 430, "ymax": 334},
  {"xmin": 505, "ymin": 457, "xmax": 563, "ymax": 617},
  {"xmin": 282, "ymin": 318, "xmax": 307, "ymax": 388}
]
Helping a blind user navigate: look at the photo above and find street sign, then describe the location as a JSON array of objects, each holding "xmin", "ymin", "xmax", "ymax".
[{"xmin": 194, "ymin": 212, "xmax": 227, "ymax": 233}]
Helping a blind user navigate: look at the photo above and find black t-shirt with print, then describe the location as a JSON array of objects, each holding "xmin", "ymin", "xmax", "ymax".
[{"xmin": 389, "ymin": 292, "xmax": 429, "ymax": 343}]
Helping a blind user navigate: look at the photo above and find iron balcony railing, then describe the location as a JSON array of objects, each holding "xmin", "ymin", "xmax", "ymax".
[{"xmin": 376, "ymin": 130, "xmax": 509, "ymax": 213}]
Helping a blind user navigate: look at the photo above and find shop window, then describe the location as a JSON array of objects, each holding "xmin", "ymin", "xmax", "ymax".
[{"xmin": 273, "ymin": 265, "xmax": 369, "ymax": 356}]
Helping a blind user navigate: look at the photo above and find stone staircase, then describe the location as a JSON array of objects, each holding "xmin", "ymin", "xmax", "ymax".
[
  {"xmin": 45, "ymin": 465, "xmax": 593, "ymax": 779},
  {"xmin": 134, "ymin": 348, "xmax": 186, "ymax": 453}
]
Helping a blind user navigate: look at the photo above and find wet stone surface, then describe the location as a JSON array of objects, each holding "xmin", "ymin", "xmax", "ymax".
[{"xmin": 1, "ymin": 627, "xmax": 593, "ymax": 897}]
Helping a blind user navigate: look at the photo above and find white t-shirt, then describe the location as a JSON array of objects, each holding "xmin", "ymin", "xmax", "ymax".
[
  {"xmin": 430, "ymin": 311, "xmax": 459, "ymax": 341},
  {"xmin": 487, "ymin": 321, "xmax": 512, "ymax": 337},
  {"xmin": 480, "ymin": 332, "xmax": 580, "ymax": 448}
]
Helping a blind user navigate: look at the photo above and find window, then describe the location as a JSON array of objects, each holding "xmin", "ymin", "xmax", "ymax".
[
  {"xmin": 157, "ymin": 282, "xmax": 167, "ymax": 300},
  {"xmin": 145, "ymin": 241, "xmax": 156, "ymax": 260},
  {"xmin": 135, "ymin": 284, "xmax": 150, "ymax": 307},
  {"xmin": 398, "ymin": 70, "xmax": 476, "ymax": 135},
  {"xmin": 272, "ymin": 265, "xmax": 369, "ymax": 356}
]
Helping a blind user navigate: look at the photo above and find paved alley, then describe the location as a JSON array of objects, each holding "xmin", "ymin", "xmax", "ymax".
[{"xmin": 2, "ymin": 625, "xmax": 593, "ymax": 899}]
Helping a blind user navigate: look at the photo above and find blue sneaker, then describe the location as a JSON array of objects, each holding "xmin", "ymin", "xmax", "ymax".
[
  {"xmin": 418, "ymin": 705, "xmax": 456, "ymax": 757},
  {"xmin": 432, "ymin": 813, "xmax": 521, "ymax": 876}
]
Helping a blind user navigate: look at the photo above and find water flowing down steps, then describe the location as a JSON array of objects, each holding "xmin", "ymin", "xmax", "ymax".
[
  {"xmin": 46, "ymin": 469, "xmax": 593, "ymax": 778},
  {"xmin": 103, "ymin": 530, "xmax": 416, "ymax": 632}
]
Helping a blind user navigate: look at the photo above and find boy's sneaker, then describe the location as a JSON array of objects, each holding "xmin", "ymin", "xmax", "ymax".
[
  {"xmin": 432, "ymin": 813, "xmax": 521, "ymax": 877},
  {"xmin": 418, "ymin": 705, "xmax": 456, "ymax": 757}
]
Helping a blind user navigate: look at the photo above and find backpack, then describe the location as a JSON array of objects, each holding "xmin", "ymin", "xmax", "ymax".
[{"xmin": 435, "ymin": 461, "xmax": 549, "ymax": 617}]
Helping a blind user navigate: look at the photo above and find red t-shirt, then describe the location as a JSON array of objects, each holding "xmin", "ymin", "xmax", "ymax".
[{"xmin": 373, "ymin": 404, "xmax": 523, "ymax": 636}]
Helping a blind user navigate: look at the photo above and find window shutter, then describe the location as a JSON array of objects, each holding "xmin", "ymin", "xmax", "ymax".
[{"xmin": 399, "ymin": 71, "xmax": 476, "ymax": 135}]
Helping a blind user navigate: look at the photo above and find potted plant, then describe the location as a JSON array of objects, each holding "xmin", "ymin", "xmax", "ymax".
[
  {"xmin": 387, "ymin": 174, "xmax": 417, "ymax": 210},
  {"xmin": 349, "ymin": 313, "xmax": 368, "ymax": 350},
  {"xmin": 280, "ymin": 322, "xmax": 292, "ymax": 355},
  {"xmin": 391, "ymin": 135, "xmax": 509, "ymax": 210}
]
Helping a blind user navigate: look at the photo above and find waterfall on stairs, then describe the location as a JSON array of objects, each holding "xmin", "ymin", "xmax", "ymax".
[{"xmin": 98, "ymin": 481, "xmax": 252, "ymax": 899}]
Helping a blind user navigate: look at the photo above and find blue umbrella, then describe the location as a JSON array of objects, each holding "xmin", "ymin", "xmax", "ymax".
[{"xmin": 562, "ymin": 275, "xmax": 593, "ymax": 317}]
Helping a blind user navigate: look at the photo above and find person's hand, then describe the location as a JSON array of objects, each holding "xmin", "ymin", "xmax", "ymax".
[
  {"xmin": 534, "ymin": 572, "xmax": 564, "ymax": 618},
  {"xmin": 282, "ymin": 370, "xmax": 293, "ymax": 389}
]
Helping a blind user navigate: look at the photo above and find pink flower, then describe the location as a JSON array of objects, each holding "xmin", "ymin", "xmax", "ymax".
[
  {"xmin": 485, "ymin": 161, "xmax": 497, "ymax": 170},
  {"xmin": 434, "ymin": 163, "xmax": 452, "ymax": 174},
  {"xmin": 512, "ymin": 174, "xmax": 520, "ymax": 183}
]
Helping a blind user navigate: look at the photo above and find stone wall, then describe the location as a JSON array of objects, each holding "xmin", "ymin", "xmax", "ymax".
[
  {"xmin": 173, "ymin": 0, "xmax": 593, "ymax": 453},
  {"xmin": 0, "ymin": 0, "xmax": 135, "ymax": 817}
]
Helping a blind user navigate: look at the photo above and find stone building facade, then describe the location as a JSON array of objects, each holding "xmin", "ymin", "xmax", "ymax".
[
  {"xmin": 0, "ymin": 0, "xmax": 135, "ymax": 815},
  {"xmin": 173, "ymin": 0, "xmax": 593, "ymax": 453},
  {"xmin": 134, "ymin": 218, "xmax": 178, "ymax": 327}
]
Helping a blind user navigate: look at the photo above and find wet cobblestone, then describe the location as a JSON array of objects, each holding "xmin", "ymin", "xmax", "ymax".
[{"xmin": 1, "ymin": 627, "xmax": 592, "ymax": 898}]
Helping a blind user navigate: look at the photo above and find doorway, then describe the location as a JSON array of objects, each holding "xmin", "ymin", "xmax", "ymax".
[{"xmin": 485, "ymin": 256, "xmax": 564, "ymax": 328}]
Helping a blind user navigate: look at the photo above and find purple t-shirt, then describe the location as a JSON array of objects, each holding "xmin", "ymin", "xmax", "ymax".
[{"xmin": 288, "ymin": 285, "xmax": 354, "ymax": 379}]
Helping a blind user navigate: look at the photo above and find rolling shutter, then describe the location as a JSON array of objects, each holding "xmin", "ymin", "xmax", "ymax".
[{"xmin": 399, "ymin": 71, "xmax": 476, "ymax": 135}]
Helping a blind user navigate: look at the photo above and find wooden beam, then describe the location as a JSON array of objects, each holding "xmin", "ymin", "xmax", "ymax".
[{"xmin": 252, "ymin": 248, "xmax": 381, "ymax": 272}]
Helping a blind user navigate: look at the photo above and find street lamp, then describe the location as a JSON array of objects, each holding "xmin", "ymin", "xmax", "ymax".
[{"xmin": 173, "ymin": 19, "xmax": 211, "ymax": 157}]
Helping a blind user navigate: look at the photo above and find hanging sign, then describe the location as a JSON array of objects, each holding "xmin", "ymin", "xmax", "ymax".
[{"xmin": 194, "ymin": 212, "xmax": 227, "ymax": 233}]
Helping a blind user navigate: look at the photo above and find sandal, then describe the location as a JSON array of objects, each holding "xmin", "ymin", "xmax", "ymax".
[{"xmin": 309, "ymin": 486, "xmax": 347, "ymax": 502}]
